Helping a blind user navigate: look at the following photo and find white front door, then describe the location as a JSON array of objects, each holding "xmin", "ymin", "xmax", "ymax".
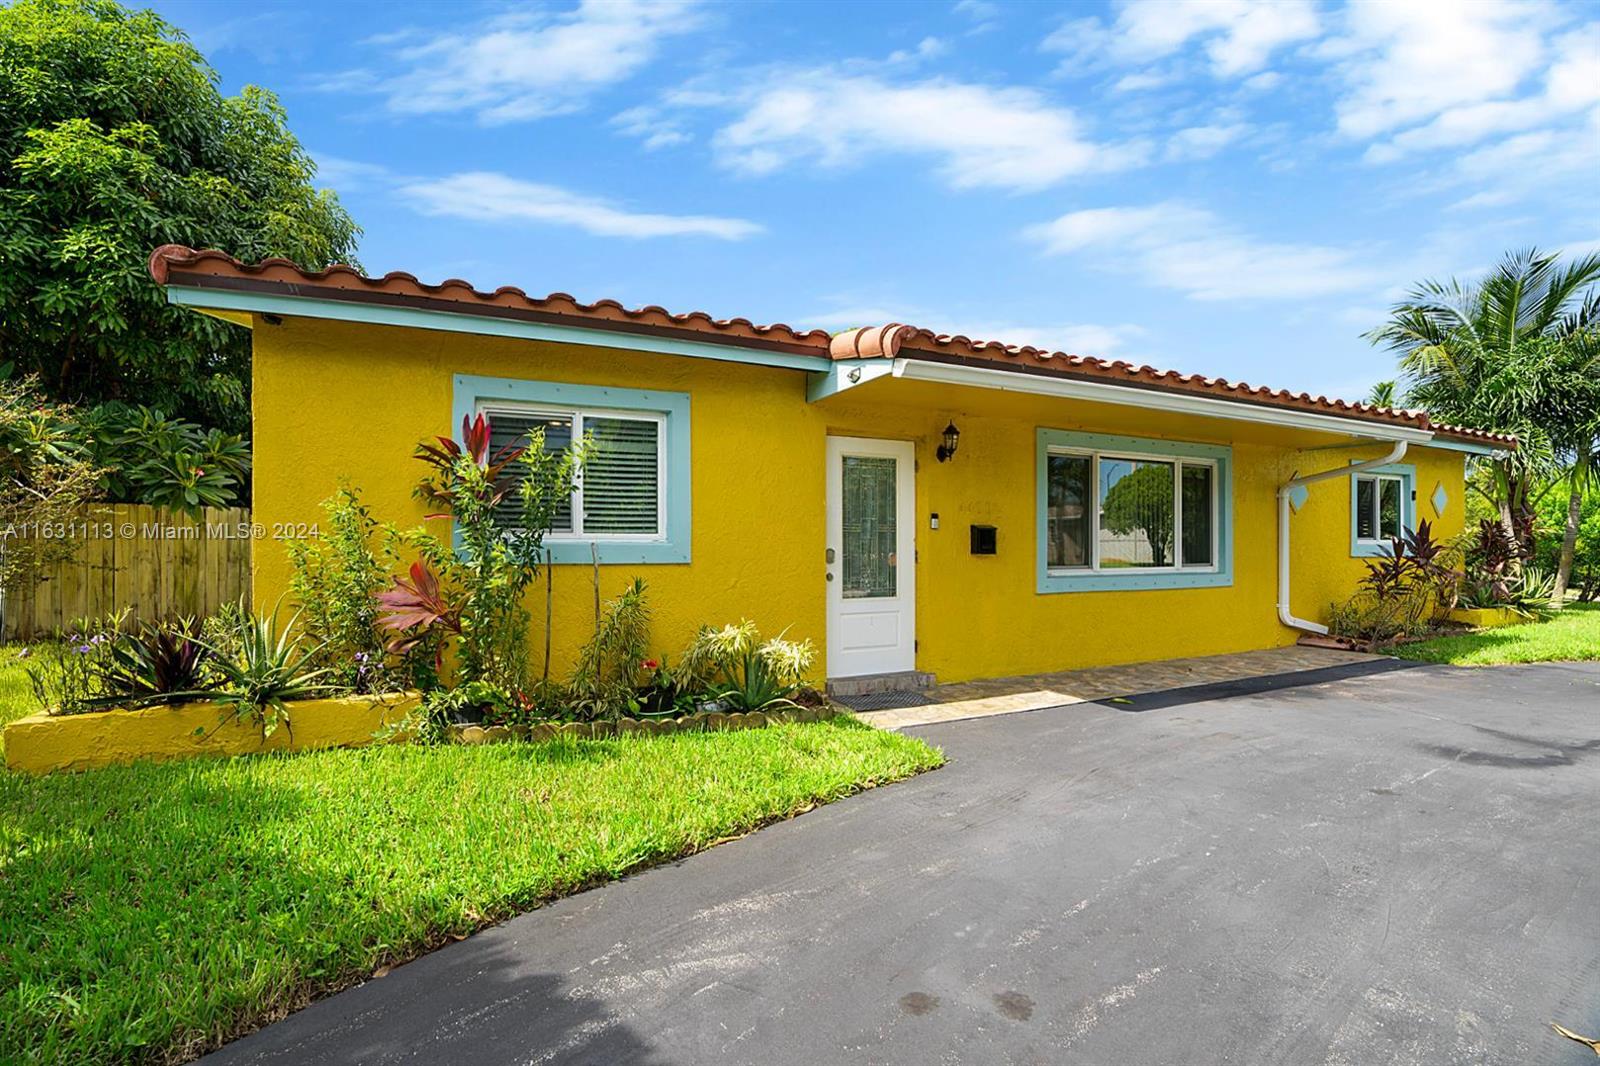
[{"xmin": 825, "ymin": 436, "xmax": 916, "ymax": 678}]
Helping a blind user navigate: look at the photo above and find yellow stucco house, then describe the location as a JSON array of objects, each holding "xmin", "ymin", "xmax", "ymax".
[{"xmin": 150, "ymin": 245, "xmax": 1512, "ymax": 689}]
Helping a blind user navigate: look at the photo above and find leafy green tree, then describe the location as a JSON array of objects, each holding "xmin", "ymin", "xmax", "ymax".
[
  {"xmin": 1101, "ymin": 462, "xmax": 1174, "ymax": 567},
  {"xmin": 0, "ymin": 0, "xmax": 359, "ymax": 432},
  {"xmin": 1366, "ymin": 248, "xmax": 1600, "ymax": 588}
]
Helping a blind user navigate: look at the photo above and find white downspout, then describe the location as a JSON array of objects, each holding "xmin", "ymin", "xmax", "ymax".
[{"xmin": 1277, "ymin": 439, "xmax": 1410, "ymax": 635}]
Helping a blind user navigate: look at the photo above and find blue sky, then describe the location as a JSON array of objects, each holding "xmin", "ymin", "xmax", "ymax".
[{"xmin": 152, "ymin": 0, "xmax": 1598, "ymax": 402}]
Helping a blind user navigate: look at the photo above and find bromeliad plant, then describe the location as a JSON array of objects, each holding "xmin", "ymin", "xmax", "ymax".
[
  {"xmin": 678, "ymin": 620, "xmax": 816, "ymax": 712},
  {"xmin": 91, "ymin": 616, "xmax": 211, "ymax": 708}
]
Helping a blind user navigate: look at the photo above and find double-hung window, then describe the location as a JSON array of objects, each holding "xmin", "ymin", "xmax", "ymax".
[
  {"xmin": 456, "ymin": 375, "xmax": 690, "ymax": 564},
  {"xmin": 1037, "ymin": 430, "xmax": 1232, "ymax": 592},
  {"xmin": 1349, "ymin": 465, "xmax": 1414, "ymax": 557}
]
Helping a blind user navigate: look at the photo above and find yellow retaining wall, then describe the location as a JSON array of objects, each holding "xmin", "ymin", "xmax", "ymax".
[
  {"xmin": 251, "ymin": 317, "xmax": 1471, "ymax": 685},
  {"xmin": 1446, "ymin": 607, "xmax": 1525, "ymax": 629},
  {"xmin": 4, "ymin": 694, "xmax": 418, "ymax": 774}
]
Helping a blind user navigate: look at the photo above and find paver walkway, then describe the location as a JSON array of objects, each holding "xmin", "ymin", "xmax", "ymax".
[{"xmin": 858, "ymin": 645, "xmax": 1380, "ymax": 729}]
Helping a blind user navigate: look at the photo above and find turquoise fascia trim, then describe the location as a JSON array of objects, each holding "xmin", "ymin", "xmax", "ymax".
[
  {"xmin": 1035, "ymin": 428, "xmax": 1234, "ymax": 594},
  {"xmin": 1348, "ymin": 462, "xmax": 1415, "ymax": 558},
  {"xmin": 166, "ymin": 287, "xmax": 832, "ymax": 375},
  {"xmin": 453, "ymin": 374, "xmax": 691, "ymax": 564}
]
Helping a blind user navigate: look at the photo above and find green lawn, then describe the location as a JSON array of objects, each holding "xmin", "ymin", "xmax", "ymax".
[
  {"xmin": 1393, "ymin": 602, "xmax": 1600, "ymax": 665},
  {"xmin": 0, "ymin": 654, "xmax": 942, "ymax": 1065}
]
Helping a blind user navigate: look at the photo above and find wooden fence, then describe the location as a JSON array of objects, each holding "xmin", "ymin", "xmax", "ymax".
[{"xmin": 1, "ymin": 504, "xmax": 251, "ymax": 640}]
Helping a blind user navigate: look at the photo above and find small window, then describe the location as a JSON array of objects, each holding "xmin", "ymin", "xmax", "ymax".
[
  {"xmin": 483, "ymin": 404, "xmax": 665, "ymax": 541},
  {"xmin": 1354, "ymin": 474, "xmax": 1403, "ymax": 543}
]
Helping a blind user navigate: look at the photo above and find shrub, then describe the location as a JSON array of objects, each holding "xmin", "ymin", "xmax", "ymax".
[
  {"xmin": 286, "ymin": 487, "xmax": 403, "ymax": 693},
  {"xmin": 0, "ymin": 377, "xmax": 104, "ymax": 595},
  {"xmin": 1330, "ymin": 518, "xmax": 1458, "ymax": 642},
  {"xmin": 76, "ymin": 403, "xmax": 250, "ymax": 512},
  {"xmin": 678, "ymin": 621, "xmax": 816, "ymax": 712},
  {"xmin": 568, "ymin": 578, "xmax": 651, "ymax": 720},
  {"xmin": 380, "ymin": 413, "xmax": 586, "ymax": 692}
]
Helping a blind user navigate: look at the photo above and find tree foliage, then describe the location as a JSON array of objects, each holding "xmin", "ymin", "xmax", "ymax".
[
  {"xmin": 0, "ymin": 0, "xmax": 360, "ymax": 431},
  {"xmin": 1101, "ymin": 462, "xmax": 1174, "ymax": 567},
  {"xmin": 1366, "ymin": 248, "xmax": 1600, "ymax": 583}
]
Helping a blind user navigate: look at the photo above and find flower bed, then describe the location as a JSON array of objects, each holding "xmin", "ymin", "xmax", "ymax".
[{"xmin": 4, "ymin": 693, "xmax": 417, "ymax": 774}]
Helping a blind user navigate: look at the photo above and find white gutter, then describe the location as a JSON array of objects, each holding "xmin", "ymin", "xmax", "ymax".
[
  {"xmin": 888, "ymin": 358, "xmax": 1435, "ymax": 443},
  {"xmin": 1277, "ymin": 440, "xmax": 1410, "ymax": 634}
]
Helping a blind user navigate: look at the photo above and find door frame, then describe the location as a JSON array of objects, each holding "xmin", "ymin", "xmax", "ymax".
[{"xmin": 824, "ymin": 435, "xmax": 917, "ymax": 678}]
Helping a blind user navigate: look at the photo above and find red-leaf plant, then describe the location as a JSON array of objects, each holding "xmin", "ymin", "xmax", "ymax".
[
  {"xmin": 376, "ymin": 559, "xmax": 461, "ymax": 661},
  {"xmin": 414, "ymin": 413, "xmax": 525, "ymax": 517}
]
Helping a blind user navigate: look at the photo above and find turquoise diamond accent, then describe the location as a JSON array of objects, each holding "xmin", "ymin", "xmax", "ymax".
[
  {"xmin": 1431, "ymin": 482, "xmax": 1449, "ymax": 517},
  {"xmin": 1288, "ymin": 484, "xmax": 1310, "ymax": 513}
]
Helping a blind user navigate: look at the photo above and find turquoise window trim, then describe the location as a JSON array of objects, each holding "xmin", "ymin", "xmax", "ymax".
[
  {"xmin": 1349, "ymin": 462, "xmax": 1415, "ymax": 558},
  {"xmin": 1035, "ymin": 428, "xmax": 1234, "ymax": 594},
  {"xmin": 452, "ymin": 374, "xmax": 691, "ymax": 564}
]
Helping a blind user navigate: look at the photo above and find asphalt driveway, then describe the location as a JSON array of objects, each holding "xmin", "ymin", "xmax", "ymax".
[{"xmin": 206, "ymin": 659, "xmax": 1600, "ymax": 1065}]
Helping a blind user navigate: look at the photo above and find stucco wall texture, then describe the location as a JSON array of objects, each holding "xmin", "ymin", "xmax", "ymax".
[{"xmin": 252, "ymin": 318, "xmax": 1468, "ymax": 686}]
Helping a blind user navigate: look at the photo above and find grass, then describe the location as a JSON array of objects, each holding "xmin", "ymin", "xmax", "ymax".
[
  {"xmin": 0, "ymin": 654, "xmax": 943, "ymax": 1064},
  {"xmin": 0, "ymin": 644, "xmax": 45, "ymax": 735},
  {"xmin": 1392, "ymin": 602, "xmax": 1600, "ymax": 665}
]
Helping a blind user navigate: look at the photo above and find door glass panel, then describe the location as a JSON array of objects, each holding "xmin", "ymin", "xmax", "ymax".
[
  {"xmin": 1181, "ymin": 464, "xmax": 1214, "ymax": 567},
  {"xmin": 1098, "ymin": 457, "xmax": 1175, "ymax": 568},
  {"xmin": 841, "ymin": 455, "xmax": 897, "ymax": 599}
]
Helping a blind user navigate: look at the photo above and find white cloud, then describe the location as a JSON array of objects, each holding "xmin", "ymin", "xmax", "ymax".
[
  {"xmin": 1023, "ymin": 202, "xmax": 1380, "ymax": 301},
  {"xmin": 311, "ymin": 153, "xmax": 397, "ymax": 192},
  {"xmin": 1242, "ymin": 70, "xmax": 1282, "ymax": 91},
  {"xmin": 398, "ymin": 172, "xmax": 762, "ymax": 240},
  {"xmin": 1164, "ymin": 122, "xmax": 1250, "ymax": 161},
  {"xmin": 1045, "ymin": 0, "xmax": 1319, "ymax": 78},
  {"xmin": 611, "ymin": 106, "xmax": 691, "ymax": 149},
  {"xmin": 708, "ymin": 72, "xmax": 1147, "ymax": 191},
  {"xmin": 338, "ymin": 0, "xmax": 702, "ymax": 124},
  {"xmin": 1113, "ymin": 71, "xmax": 1174, "ymax": 92},
  {"xmin": 1358, "ymin": 21, "xmax": 1600, "ymax": 161},
  {"xmin": 1321, "ymin": 0, "xmax": 1553, "ymax": 140},
  {"xmin": 888, "ymin": 36, "xmax": 948, "ymax": 64}
]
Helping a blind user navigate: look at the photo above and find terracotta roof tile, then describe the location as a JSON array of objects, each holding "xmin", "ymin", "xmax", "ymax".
[
  {"xmin": 149, "ymin": 246, "xmax": 1515, "ymax": 448},
  {"xmin": 148, "ymin": 245, "xmax": 833, "ymax": 351}
]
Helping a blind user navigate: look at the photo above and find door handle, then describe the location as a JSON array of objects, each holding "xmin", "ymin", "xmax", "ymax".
[{"xmin": 825, "ymin": 548, "xmax": 836, "ymax": 563}]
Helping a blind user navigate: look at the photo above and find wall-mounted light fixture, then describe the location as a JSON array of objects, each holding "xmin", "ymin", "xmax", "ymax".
[{"xmin": 936, "ymin": 420, "xmax": 961, "ymax": 462}]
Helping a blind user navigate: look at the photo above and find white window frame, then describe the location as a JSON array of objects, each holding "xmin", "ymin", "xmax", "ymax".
[
  {"xmin": 477, "ymin": 401, "xmax": 668, "ymax": 543},
  {"xmin": 1353, "ymin": 472, "xmax": 1404, "ymax": 546},
  {"xmin": 1046, "ymin": 447, "xmax": 1220, "ymax": 576}
]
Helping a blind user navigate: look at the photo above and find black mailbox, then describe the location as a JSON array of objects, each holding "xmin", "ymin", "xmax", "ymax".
[{"xmin": 970, "ymin": 524, "xmax": 997, "ymax": 555}]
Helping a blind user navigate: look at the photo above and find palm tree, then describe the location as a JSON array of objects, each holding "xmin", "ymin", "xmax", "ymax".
[
  {"xmin": 1366, "ymin": 380, "xmax": 1398, "ymax": 408},
  {"xmin": 1366, "ymin": 248, "xmax": 1600, "ymax": 597}
]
